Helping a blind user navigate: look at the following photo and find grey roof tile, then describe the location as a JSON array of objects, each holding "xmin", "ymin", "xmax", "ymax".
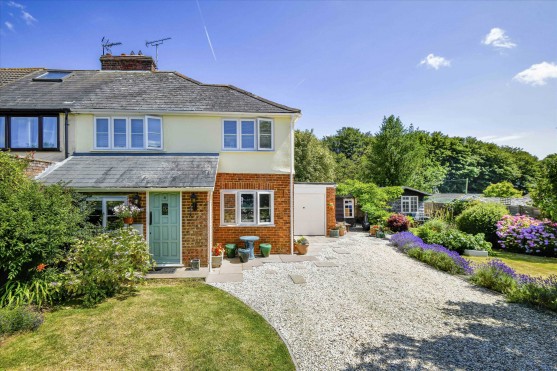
[
  {"xmin": 0, "ymin": 70, "xmax": 300, "ymax": 113},
  {"xmin": 36, "ymin": 154, "xmax": 219, "ymax": 189}
]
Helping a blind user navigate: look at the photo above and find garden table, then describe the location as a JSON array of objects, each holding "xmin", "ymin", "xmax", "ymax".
[{"xmin": 239, "ymin": 236, "xmax": 260, "ymax": 260}]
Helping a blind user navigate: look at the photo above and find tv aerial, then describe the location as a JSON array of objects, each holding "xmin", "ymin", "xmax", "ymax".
[
  {"xmin": 145, "ymin": 37, "xmax": 172, "ymax": 65},
  {"xmin": 101, "ymin": 37, "xmax": 122, "ymax": 55}
]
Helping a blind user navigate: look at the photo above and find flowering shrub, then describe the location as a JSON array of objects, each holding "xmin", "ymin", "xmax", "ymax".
[
  {"xmin": 113, "ymin": 204, "xmax": 142, "ymax": 219},
  {"xmin": 0, "ymin": 306, "xmax": 43, "ymax": 336},
  {"xmin": 470, "ymin": 259, "xmax": 518, "ymax": 294},
  {"xmin": 63, "ymin": 228, "xmax": 152, "ymax": 307},
  {"xmin": 212, "ymin": 243, "xmax": 225, "ymax": 256},
  {"xmin": 509, "ymin": 275, "xmax": 557, "ymax": 312},
  {"xmin": 386, "ymin": 214, "xmax": 411, "ymax": 232},
  {"xmin": 496, "ymin": 215, "xmax": 557, "ymax": 257},
  {"xmin": 391, "ymin": 232, "xmax": 472, "ymax": 274},
  {"xmin": 456, "ymin": 202, "xmax": 508, "ymax": 243}
]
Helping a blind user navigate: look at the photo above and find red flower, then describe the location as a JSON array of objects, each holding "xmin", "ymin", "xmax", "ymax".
[{"xmin": 37, "ymin": 263, "xmax": 47, "ymax": 272}]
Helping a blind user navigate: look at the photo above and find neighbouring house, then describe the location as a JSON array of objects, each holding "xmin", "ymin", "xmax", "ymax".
[
  {"xmin": 390, "ymin": 187, "xmax": 431, "ymax": 220},
  {"xmin": 0, "ymin": 54, "xmax": 302, "ymax": 268}
]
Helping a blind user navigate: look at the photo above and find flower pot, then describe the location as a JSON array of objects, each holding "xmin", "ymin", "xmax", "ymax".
[
  {"xmin": 212, "ymin": 254, "xmax": 223, "ymax": 268},
  {"xmin": 376, "ymin": 231, "xmax": 385, "ymax": 238},
  {"xmin": 329, "ymin": 229, "xmax": 340, "ymax": 238},
  {"xmin": 238, "ymin": 248, "xmax": 250, "ymax": 263},
  {"xmin": 123, "ymin": 217, "xmax": 134, "ymax": 224},
  {"xmin": 260, "ymin": 243, "xmax": 271, "ymax": 257},
  {"xmin": 339, "ymin": 229, "xmax": 346, "ymax": 236},
  {"xmin": 295, "ymin": 243, "xmax": 309, "ymax": 255},
  {"xmin": 225, "ymin": 244, "xmax": 237, "ymax": 258}
]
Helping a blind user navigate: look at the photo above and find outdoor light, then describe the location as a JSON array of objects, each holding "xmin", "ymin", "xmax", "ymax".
[
  {"xmin": 132, "ymin": 193, "xmax": 141, "ymax": 208},
  {"xmin": 191, "ymin": 193, "xmax": 198, "ymax": 211}
]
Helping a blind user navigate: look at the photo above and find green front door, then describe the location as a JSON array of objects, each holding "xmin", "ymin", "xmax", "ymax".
[{"xmin": 149, "ymin": 192, "xmax": 181, "ymax": 265}]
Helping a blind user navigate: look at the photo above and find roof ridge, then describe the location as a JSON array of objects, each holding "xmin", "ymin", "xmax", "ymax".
[{"xmin": 171, "ymin": 71, "xmax": 301, "ymax": 113}]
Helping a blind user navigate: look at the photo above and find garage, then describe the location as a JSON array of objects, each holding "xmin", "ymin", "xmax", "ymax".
[{"xmin": 294, "ymin": 183, "xmax": 336, "ymax": 236}]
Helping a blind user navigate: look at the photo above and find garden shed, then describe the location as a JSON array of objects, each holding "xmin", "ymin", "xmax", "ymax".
[{"xmin": 294, "ymin": 183, "xmax": 336, "ymax": 236}]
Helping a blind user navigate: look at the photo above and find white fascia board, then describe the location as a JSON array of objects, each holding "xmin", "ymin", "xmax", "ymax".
[
  {"xmin": 74, "ymin": 187, "xmax": 214, "ymax": 193},
  {"xmin": 71, "ymin": 109, "xmax": 298, "ymax": 117}
]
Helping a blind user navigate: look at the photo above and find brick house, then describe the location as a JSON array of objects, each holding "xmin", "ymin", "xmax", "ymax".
[{"xmin": 0, "ymin": 54, "xmax": 315, "ymax": 267}]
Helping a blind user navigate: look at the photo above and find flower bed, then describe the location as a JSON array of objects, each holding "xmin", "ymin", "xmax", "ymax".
[{"xmin": 496, "ymin": 215, "xmax": 557, "ymax": 257}]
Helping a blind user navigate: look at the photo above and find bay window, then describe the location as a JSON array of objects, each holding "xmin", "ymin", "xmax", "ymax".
[
  {"xmin": 221, "ymin": 190, "xmax": 274, "ymax": 226},
  {"xmin": 94, "ymin": 116, "xmax": 162, "ymax": 150},
  {"xmin": 0, "ymin": 115, "xmax": 59, "ymax": 150},
  {"xmin": 222, "ymin": 118, "xmax": 274, "ymax": 151}
]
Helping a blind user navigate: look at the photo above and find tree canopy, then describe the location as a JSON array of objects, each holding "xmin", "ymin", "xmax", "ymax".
[{"xmin": 294, "ymin": 129, "xmax": 336, "ymax": 182}]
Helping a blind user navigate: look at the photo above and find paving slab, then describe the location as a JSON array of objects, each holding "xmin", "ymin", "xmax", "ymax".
[
  {"xmin": 280, "ymin": 255, "xmax": 318, "ymax": 263},
  {"xmin": 289, "ymin": 274, "xmax": 306, "ymax": 284},
  {"xmin": 146, "ymin": 267, "xmax": 209, "ymax": 279},
  {"xmin": 242, "ymin": 260, "xmax": 264, "ymax": 270},
  {"xmin": 333, "ymin": 248, "xmax": 351, "ymax": 254},
  {"xmin": 206, "ymin": 273, "xmax": 243, "ymax": 283},
  {"xmin": 259, "ymin": 255, "xmax": 283, "ymax": 263},
  {"xmin": 219, "ymin": 264, "xmax": 243, "ymax": 274},
  {"xmin": 314, "ymin": 261, "xmax": 339, "ymax": 267}
]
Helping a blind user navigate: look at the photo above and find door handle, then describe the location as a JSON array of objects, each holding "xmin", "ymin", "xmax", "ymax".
[{"xmin": 149, "ymin": 211, "xmax": 152, "ymax": 225}]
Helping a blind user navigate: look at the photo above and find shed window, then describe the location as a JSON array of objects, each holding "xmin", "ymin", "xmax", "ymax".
[
  {"xmin": 344, "ymin": 199, "xmax": 354, "ymax": 218},
  {"xmin": 401, "ymin": 196, "xmax": 419, "ymax": 213}
]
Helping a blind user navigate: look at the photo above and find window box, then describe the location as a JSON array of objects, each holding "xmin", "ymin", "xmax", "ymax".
[
  {"xmin": 94, "ymin": 116, "xmax": 162, "ymax": 150},
  {"xmin": 220, "ymin": 190, "xmax": 274, "ymax": 226},
  {"xmin": 0, "ymin": 115, "xmax": 60, "ymax": 151},
  {"xmin": 222, "ymin": 118, "xmax": 274, "ymax": 151}
]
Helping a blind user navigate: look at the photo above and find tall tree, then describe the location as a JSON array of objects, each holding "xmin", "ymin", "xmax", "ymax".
[
  {"xmin": 365, "ymin": 115, "xmax": 426, "ymax": 187},
  {"xmin": 294, "ymin": 129, "xmax": 336, "ymax": 182},
  {"xmin": 531, "ymin": 154, "xmax": 557, "ymax": 221},
  {"xmin": 322, "ymin": 127, "xmax": 373, "ymax": 182}
]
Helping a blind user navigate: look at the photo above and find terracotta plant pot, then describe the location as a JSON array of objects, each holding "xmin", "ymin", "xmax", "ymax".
[
  {"xmin": 339, "ymin": 229, "xmax": 346, "ymax": 236},
  {"xmin": 295, "ymin": 243, "xmax": 309, "ymax": 255},
  {"xmin": 123, "ymin": 217, "xmax": 134, "ymax": 224}
]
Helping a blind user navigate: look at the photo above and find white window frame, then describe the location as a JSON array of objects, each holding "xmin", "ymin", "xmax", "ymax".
[
  {"xmin": 344, "ymin": 198, "xmax": 354, "ymax": 218},
  {"xmin": 93, "ymin": 115, "xmax": 162, "ymax": 150},
  {"xmin": 86, "ymin": 196, "xmax": 128, "ymax": 228},
  {"xmin": 401, "ymin": 196, "xmax": 419, "ymax": 214},
  {"xmin": 221, "ymin": 118, "xmax": 274, "ymax": 151},
  {"xmin": 220, "ymin": 190, "xmax": 275, "ymax": 226},
  {"xmin": 240, "ymin": 120, "xmax": 256, "ymax": 150}
]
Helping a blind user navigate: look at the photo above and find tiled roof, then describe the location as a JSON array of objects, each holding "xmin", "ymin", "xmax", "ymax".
[
  {"xmin": 0, "ymin": 68, "xmax": 44, "ymax": 88},
  {"xmin": 0, "ymin": 69, "xmax": 300, "ymax": 114},
  {"xmin": 36, "ymin": 153, "xmax": 219, "ymax": 189}
]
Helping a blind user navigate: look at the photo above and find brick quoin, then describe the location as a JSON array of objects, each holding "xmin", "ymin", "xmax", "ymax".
[
  {"xmin": 213, "ymin": 173, "xmax": 292, "ymax": 255},
  {"xmin": 326, "ymin": 187, "xmax": 337, "ymax": 232}
]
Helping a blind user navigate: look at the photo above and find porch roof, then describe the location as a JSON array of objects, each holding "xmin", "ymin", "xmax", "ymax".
[{"xmin": 36, "ymin": 153, "xmax": 219, "ymax": 189}]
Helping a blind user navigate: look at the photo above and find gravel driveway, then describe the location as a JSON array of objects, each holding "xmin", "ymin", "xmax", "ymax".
[{"xmin": 211, "ymin": 231, "xmax": 557, "ymax": 370}]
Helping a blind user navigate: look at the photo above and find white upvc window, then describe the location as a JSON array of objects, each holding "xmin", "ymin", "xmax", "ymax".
[
  {"xmin": 94, "ymin": 116, "xmax": 162, "ymax": 150},
  {"xmin": 222, "ymin": 118, "xmax": 274, "ymax": 151},
  {"xmin": 220, "ymin": 190, "xmax": 274, "ymax": 226},
  {"xmin": 344, "ymin": 198, "xmax": 354, "ymax": 218},
  {"xmin": 86, "ymin": 196, "xmax": 128, "ymax": 230},
  {"xmin": 401, "ymin": 196, "xmax": 419, "ymax": 213}
]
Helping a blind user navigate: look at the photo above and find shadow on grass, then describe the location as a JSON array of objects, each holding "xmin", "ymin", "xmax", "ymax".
[{"xmin": 344, "ymin": 300, "xmax": 557, "ymax": 370}]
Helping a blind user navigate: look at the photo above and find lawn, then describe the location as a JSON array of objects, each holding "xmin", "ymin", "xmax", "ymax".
[
  {"xmin": 0, "ymin": 280, "xmax": 295, "ymax": 371},
  {"xmin": 466, "ymin": 250, "xmax": 557, "ymax": 278}
]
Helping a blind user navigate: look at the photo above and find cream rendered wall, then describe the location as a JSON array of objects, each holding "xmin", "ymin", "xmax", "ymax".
[{"xmin": 73, "ymin": 113, "xmax": 293, "ymax": 174}]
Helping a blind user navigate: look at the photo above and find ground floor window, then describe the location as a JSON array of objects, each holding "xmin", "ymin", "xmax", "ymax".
[
  {"xmin": 401, "ymin": 196, "xmax": 418, "ymax": 214},
  {"xmin": 344, "ymin": 198, "xmax": 354, "ymax": 218},
  {"xmin": 86, "ymin": 196, "xmax": 128, "ymax": 230},
  {"xmin": 220, "ymin": 190, "xmax": 274, "ymax": 226}
]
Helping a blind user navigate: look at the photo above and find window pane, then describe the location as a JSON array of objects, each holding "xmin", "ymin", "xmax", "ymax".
[
  {"xmin": 241, "ymin": 135, "xmax": 255, "ymax": 149},
  {"xmin": 10, "ymin": 117, "xmax": 38, "ymax": 148},
  {"xmin": 87, "ymin": 200, "xmax": 103, "ymax": 226},
  {"xmin": 131, "ymin": 119, "xmax": 144, "ymax": 148},
  {"xmin": 241, "ymin": 120, "xmax": 255, "ymax": 149},
  {"xmin": 0, "ymin": 117, "xmax": 5, "ymax": 148},
  {"xmin": 96, "ymin": 118, "xmax": 109, "ymax": 148},
  {"xmin": 42, "ymin": 117, "xmax": 58, "ymax": 148},
  {"xmin": 259, "ymin": 135, "xmax": 272, "ymax": 149},
  {"xmin": 259, "ymin": 193, "xmax": 271, "ymax": 223},
  {"xmin": 224, "ymin": 135, "xmax": 237, "ymax": 148},
  {"xmin": 223, "ymin": 120, "xmax": 237, "ymax": 134},
  {"xmin": 259, "ymin": 120, "xmax": 272, "ymax": 149},
  {"xmin": 259, "ymin": 120, "xmax": 272, "ymax": 135},
  {"xmin": 259, "ymin": 193, "xmax": 270, "ymax": 208},
  {"xmin": 240, "ymin": 193, "xmax": 255, "ymax": 223},
  {"xmin": 241, "ymin": 121, "xmax": 255, "ymax": 134},
  {"xmin": 113, "ymin": 119, "xmax": 127, "ymax": 148},
  {"xmin": 223, "ymin": 193, "xmax": 236, "ymax": 224},
  {"xmin": 147, "ymin": 117, "xmax": 162, "ymax": 148},
  {"xmin": 106, "ymin": 200, "xmax": 125, "ymax": 230}
]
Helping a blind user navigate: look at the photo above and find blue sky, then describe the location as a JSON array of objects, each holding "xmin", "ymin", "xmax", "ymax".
[{"xmin": 1, "ymin": 0, "xmax": 556, "ymax": 158}]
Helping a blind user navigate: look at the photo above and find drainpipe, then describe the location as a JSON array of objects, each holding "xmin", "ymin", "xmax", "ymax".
[
  {"xmin": 208, "ymin": 190, "xmax": 213, "ymax": 273},
  {"xmin": 289, "ymin": 114, "xmax": 299, "ymax": 255},
  {"xmin": 64, "ymin": 110, "xmax": 69, "ymax": 159}
]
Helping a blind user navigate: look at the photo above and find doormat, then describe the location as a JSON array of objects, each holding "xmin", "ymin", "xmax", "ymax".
[{"xmin": 150, "ymin": 267, "xmax": 177, "ymax": 274}]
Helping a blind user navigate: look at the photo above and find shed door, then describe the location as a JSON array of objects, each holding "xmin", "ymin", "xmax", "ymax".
[{"xmin": 294, "ymin": 193, "xmax": 326, "ymax": 236}]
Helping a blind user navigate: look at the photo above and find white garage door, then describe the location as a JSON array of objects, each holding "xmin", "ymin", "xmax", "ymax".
[{"xmin": 294, "ymin": 191, "xmax": 326, "ymax": 236}]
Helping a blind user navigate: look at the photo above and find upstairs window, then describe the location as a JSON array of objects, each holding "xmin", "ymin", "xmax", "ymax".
[
  {"xmin": 0, "ymin": 115, "xmax": 59, "ymax": 151},
  {"xmin": 222, "ymin": 118, "xmax": 274, "ymax": 151},
  {"xmin": 95, "ymin": 116, "xmax": 162, "ymax": 150}
]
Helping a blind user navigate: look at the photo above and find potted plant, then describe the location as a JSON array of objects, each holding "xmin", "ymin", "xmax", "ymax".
[
  {"xmin": 369, "ymin": 225, "xmax": 380, "ymax": 237},
  {"xmin": 211, "ymin": 243, "xmax": 225, "ymax": 268},
  {"xmin": 338, "ymin": 223, "xmax": 347, "ymax": 236},
  {"xmin": 113, "ymin": 203, "xmax": 141, "ymax": 224},
  {"xmin": 294, "ymin": 237, "xmax": 309, "ymax": 255},
  {"xmin": 329, "ymin": 225, "xmax": 340, "ymax": 238}
]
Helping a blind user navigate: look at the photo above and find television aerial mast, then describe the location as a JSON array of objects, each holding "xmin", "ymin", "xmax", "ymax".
[
  {"xmin": 145, "ymin": 37, "xmax": 172, "ymax": 65},
  {"xmin": 101, "ymin": 37, "xmax": 122, "ymax": 55}
]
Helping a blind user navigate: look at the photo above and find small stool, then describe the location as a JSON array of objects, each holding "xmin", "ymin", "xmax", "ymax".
[
  {"xmin": 259, "ymin": 243, "xmax": 271, "ymax": 257},
  {"xmin": 225, "ymin": 243, "xmax": 237, "ymax": 258}
]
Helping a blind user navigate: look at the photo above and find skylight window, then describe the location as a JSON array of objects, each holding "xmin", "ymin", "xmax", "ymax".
[{"xmin": 33, "ymin": 71, "xmax": 72, "ymax": 81}]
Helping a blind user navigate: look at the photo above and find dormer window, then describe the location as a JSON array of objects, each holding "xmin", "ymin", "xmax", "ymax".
[
  {"xmin": 33, "ymin": 71, "xmax": 72, "ymax": 82},
  {"xmin": 94, "ymin": 116, "xmax": 162, "ymax": 150}
]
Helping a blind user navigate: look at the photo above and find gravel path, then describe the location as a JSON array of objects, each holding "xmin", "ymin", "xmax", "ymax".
[{"xmin": 211, "ymin": 232, "xmax": 557, "ymax": 370}]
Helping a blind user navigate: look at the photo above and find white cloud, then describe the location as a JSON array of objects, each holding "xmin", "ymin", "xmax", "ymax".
[
  {"xmin": 7, "ymin": 1, "xmax": 25, "ymax": 10},
  {"xmin": 21, "ymin": 10, "xmax": 36, "ymax": 25},
  {"xmin": 419, "ymin": 54, "xmax": 451, "ymax": 70},
  {"xmin": 482, "ymin": 27, "xmax": 516, "ymax": 49},
  {"xmin": 4, "ymin": 21, "xmax": 14, "ymax": 31},
  {"xmin": 513, "ymin": 62, "xmax": 557, "ymax": 86}
]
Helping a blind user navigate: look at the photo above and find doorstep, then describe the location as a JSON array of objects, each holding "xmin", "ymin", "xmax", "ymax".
[{"xmin": 146, "ymin": 267, "xmax": 209, "ymax": 279}]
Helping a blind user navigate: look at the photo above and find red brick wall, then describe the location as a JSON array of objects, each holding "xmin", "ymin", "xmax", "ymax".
[
  {"xmin": 100, "ymin": 55, "xmax": 156, "ymax": 71},
  {"xmin": 182, "ymin": 192, "xmax": 210, "ymax": 266},
  {"xmin": 213, "ymin": 173, "xmax": 291, "ymax": 254},
  {"xmin": 22, "ymin": 158, "xmax": 54, "ymax": 178},
  {"xmin": 326, "ymin": 187, "xmax": 336, "ymax": 232}
]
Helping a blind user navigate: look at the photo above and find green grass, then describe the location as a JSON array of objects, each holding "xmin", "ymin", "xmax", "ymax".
[
  {"xmin": 467, "ymin": 250, "xmax": 557, "ymax": 278},
  {"xmin": 0, "ymin": 280, "xmax": 295, "ymax": 371}
]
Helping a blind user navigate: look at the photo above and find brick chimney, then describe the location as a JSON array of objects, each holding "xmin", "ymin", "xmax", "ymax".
[{"xmin": 100, "ymin": 54, "xmax": 157, "ymax": 71}]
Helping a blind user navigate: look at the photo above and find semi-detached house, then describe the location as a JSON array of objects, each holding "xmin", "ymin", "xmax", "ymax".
[{"xmin": 0, "ymin": 54, "xmax": 305, "ymax": 267}]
